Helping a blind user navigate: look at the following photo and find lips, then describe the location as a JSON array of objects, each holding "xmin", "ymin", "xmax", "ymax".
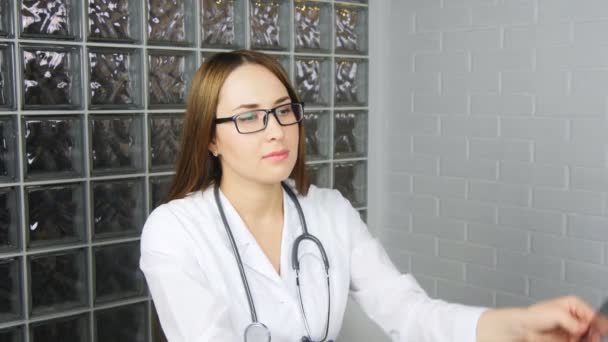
[{"xmin": 263, "ymin": 149, "xmax": 289, "ymax": 159}]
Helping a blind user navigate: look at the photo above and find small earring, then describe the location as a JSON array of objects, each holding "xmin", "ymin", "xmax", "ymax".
[{"xmin": 212, "ymin": 151, "xmax": 219, "ymax": 157}]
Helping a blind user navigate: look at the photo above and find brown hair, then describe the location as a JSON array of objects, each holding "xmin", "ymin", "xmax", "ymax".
[{"xmin": 166, "ymin": 50, "xmax": 310, "ymax": 201}]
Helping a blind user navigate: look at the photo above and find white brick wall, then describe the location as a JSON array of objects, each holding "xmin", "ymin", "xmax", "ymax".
[{"xmin": 382, "ymin": 0, "xmax": 608, "ymax": 311}]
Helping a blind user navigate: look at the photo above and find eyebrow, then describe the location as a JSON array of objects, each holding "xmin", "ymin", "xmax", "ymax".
[{"xmin": 231, "ymin": 96, "xmax": 291, "ymax": 111}]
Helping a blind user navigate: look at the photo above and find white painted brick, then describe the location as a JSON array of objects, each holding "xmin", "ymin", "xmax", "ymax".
[
  {"xmin": 389, "ymin": 2, "xmax": 415, "ymax": 34},
  {"xmin": 570, "ymin": 119, "xmax": 608, "ymax": 143},
  {"xmin": 413, "ymin": 95, "xmax": 468, "ymax": 115},
  {"xmin": 531, "ymin": 232, "xmax": 604, "ymax": 264},
  {"xmin": 496, "ymin": 293, "xmax": 534, "ymax": 307},
  {"xmin": 436, "ymin": 280, "xmax": 494, "ymax": 307},
  {"xmin": 416, "ymin": 7, "xmax": 471, "ymax": 31},
  {"xmin": 441, "ymin": 116, "xmax": 498, "ymax": 138},
  {"xmin": 386, "ymin": 172, "xmax": 413, "ymax": 193},
  {"xmin": 567, "ymin": 214, "xmax": 608, "ymax": 242},
  {"xmin": 441, "ymin": 157, "xmax": 498, "ymax": 181},
  {"xmin": 575, "ymin": 20, "xmax": 608, "ymax": 46},
  {"xmin": 412, "ymin": 215, "xmax": 466, "ymax": 241},
  {"xmin": 537, "ymin": 46, "xmax": 608, "ymax": 70},
  {"xmin": 539, "ymin": 0, "xmax": 608, "ymax": 22},
  {"xmin": 411, "ymin": 254, "xmax": 465, "ymax": 281},
  {"xmin": 469, "ymin": 138, "xmax": 532, "ymax": 163},
  {"xmin": 381, "ymin": 230, "xmax": 437, "ymax": 257},
  {"xmin": 413, "ymin": 175, "xmax": 466, "ymax": 198},
  {"xmin": 536, "ymin": 95, "xmax": 606, "ymax": 117},
  {"xmin": 404, "ymin": 72, "xmax": 441, "ymax": 93},
  {"xmin": 497, "ymin": 250, "xmax": 563, "ymax": 280},
  {"xmin": 504, "ymin": 23, "xmax": 572, "ymax": 48},
  {"xmin": 398, "ymin": 32, "xmax": 442, "ymax": 53},
  {"xmin": 565, "ymin": 261, "xmax": 608, "ymax": 290},
  {"xmin": 414, "ymin": 274, "xmax": 436, "ymax": 296},
  {"xmin": 501, "ymin": 117, "xmax": 569, "ymax": 142},
  {"xmin": 501, "ymin": 71, "xmax": 569, "ymax": 96},
  {"xmin": 414, "ymin": 51, "xmax": 469, "ymax": 72},
  {"xmin": 499, "ymin": 161, "xmax": 567, "ymax": 188},
  {"xmin": 441, "ymin": 198, "xmax": 497, "ymax": 224},
  {"xmin": 471, "ymin": 0, "xmax": 535, "ymax": 27},
  {"xmin": 385, "ymin": 212, "xmax": 411, "ymax": 232},
  {"xmin": 466, "ymin": 264, "xmax": 527, "ymax": 295},
  {"xmin": 386, "ymin": 135, "xmax": 412, "ymax": 156},
  {"xmin": 472, "ymin": 49, "xmax": 534, "ymax": 71},
  {"xmin": 443, "ymin": 29, "xmax": 501, "ymax": 51},
  {"xmin": 529, "ymin": 278, "xmax": 602, "ymax": 306},
  {"xmin": 396, "ymin": 0, "xmax": 441, "ymax": 10},
  {"xmin": 387, "ymin": 192, "xmax": 438, "ymax": 217},
  {"xmin": 413, "ymin": 136, "xmax": 467, "ymax": 157},
  {"xmin": 467, "ymin": 223, "xmax": 529, "ymax": 252},
  {"xmin": 499, "ymin": 206, "xmax": 565, "ymax": 235},
  {"xmin": 442, "ymin": 72, "xmax": 499, "ymax": 94},
  {"xmin": 390, "ymin": 153, "xmax": 439, "ymax": 175},
  {"xmin": 390, "ymin": 115, "xmax": 439, "ymax": 136},
  {"xmin": 571, "ymin": 70, "xmax": 608, "ymax": 96},
  {"xmin": 471, "ymin": 94, "xmax": 534, "ymax": 116},
  {"xmin": 468, "ymin": 180, "xmax": 530, "ymax": 207},
  {"xmin": 535, "ymin": 141, "xmax": 606, "ymax": 168},
  {"xmin": 443, "ymin": 0, "xmax": 499, "ymax": 7},
  {"xmin": 438, "ymin": 239, "xmax": 496, "ymax": 266},
  {"xmin": 384, "ymin": 247, "xmax": 411, "ymax": 272},
  {"xmin": 534, "ymin": 188, "xmax": 604, "ymax": 216}
]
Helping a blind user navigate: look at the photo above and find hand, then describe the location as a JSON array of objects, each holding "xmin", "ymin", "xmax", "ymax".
[{"xmin": 477, "ymin": 296, "xmax": 600, "ymax": 342}]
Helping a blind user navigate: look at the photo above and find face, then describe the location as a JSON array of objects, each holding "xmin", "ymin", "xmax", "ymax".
[{"xmin": 211, "ymin": 63, "xmax": 300, "ymax": 188}]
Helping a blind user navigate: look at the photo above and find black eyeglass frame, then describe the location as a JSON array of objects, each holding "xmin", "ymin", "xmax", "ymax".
[{"xmin": 214, "ymin": 102, "xmax": 305, "ymax": 134}]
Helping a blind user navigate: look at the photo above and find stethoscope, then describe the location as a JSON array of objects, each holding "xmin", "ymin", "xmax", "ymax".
[{"xmin": 214, "ymin": 182, "xmax": 334, "ymax": 342}]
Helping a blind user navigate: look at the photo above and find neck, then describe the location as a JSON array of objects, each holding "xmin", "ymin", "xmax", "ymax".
[{"xmin": 219, "ymin": 177, "xmax": 284, "ymax": 231}]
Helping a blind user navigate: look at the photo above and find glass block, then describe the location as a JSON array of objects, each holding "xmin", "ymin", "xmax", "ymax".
[
  {"xmin": 0, "ymin": 0, "xmax": 13, "ymax": 37},
  {"xmin": 90, "ymin": 114, "xmax": 143, "ymax": 175},
  {"xmin": 0, "ymin": 44, "xmax": 15, "ymax": 109},
  {"xmin": 20, "ymin": 0, "xmax": 81, "ymax": 40},
  {"xmin": 0, "ymin": 117, "xmax": 17, "ymax": 181},
  {"xmin": 306, "ymin": 162, "xmax": 329, "ymax": 188},
  {"xmin": 250, "ymin": 0, "xmax": 290, "ymax": 51},
  {"xmin": 0, "ymin": 258, "xmax": 22, "ymax": 323},
  {"xmin": 95, "ymin": 302, "xmax": 148, "ymax": 342},
  {"xmin": 303, "ymin": 110, "xmax": 330, "ymax": 161},
  {"xmin": 334, "ymin": 57, "xmax": 368, "ymax": 106},
  {"xmin": 88, "ymin": 48, "xmax": 142, "ymax": 109},
  {"xmin": 148, "ymin": 50, "xmax": 195, "ymax": 108},
  {"xmin": 335, "ymin": 4, "xmax": 368, "ymax": 54},
  {"xmin": 25, "ymin": 183, "xmax": 85, "ymax": 248},
  {"xmin": 149, "ymin": 175, "xmax": 172, "ymax": 210},
  {"xmin": 21, "ymin": 45, "xmax": 81, "ymax": 109},
  {"xmin": 148, "ymin": 0, "xmax": 194, "ymax": 45},
  {"xmin": 91, "ymin": 178, "xmax": 145, "ymax": 240},
  {"xmin": 94, "ymin": 242, "xmax": 146, "ymax": 303},
  {"xmin": 334, "ymin": 110, "xmax": 367, "ymax": 159},
  {"xmin": 28, "ymin": 249, "xmax": 88, "ymax": 315},
  {"xmin": 295, "ymin": 56, "xmax": 330, "ymax": 107},
  {"xmin": 88, "ymin": 0, "xmax": 141, "ymax": 43},
  {"xmin": 30, "ymin": 313, "xmax": 88, "ymax": 342},
  {"xmin": 358, "ymin": 209, "xmax": 367, "ymax": 223},
  {"xmin": 201, "ymin": 0, "xmax": 245, "ymax": 48},
  {"xmin": 23, "ymin": 116, "xmax": 83, "ymax": 179},
  {"xmin": 0, "ymin": 326, "xmax": 24, "ymax": 342},
  {"xmin": 151, "ymin": 303, "xmax": 166, "ymax": 342},
  {"xmin": 149, "ymin": 114, "xmax": 183, "ymax": 171},
  {"xmin": 294, "ymin": 1, "xmax": 330, "ymax": 52},
  {"xmin": 333, "ymin": 160, "xmax": 367, "ymax": 207},
  {"xmin": 0, "ymin": 188, "xmax": 19, "ymax": 252}
]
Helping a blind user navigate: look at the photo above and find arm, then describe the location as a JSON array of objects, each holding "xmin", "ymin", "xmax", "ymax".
[{"xmin": 139, "ymin": 207, "xmax": 240, "ymax": 342}]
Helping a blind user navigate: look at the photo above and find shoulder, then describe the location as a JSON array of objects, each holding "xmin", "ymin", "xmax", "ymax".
[
  {"xmin": 299, "ymin": 184, "xmax": 356, "ymax": 214},
  {"xmin": 141, "ymin": 189, "xmax": 217, "ymax": 253}
]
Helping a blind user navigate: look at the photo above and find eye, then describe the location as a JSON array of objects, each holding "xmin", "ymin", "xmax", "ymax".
[
  {"xmin": 237, "ymin": 112, "xmax": 259, "ymax": 122},
  {"xmin": 277, "ymin": 105, "xmax": 293, "ymax": 116}
]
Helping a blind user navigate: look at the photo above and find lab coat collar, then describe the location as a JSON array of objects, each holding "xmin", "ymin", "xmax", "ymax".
[{"xmin": 212, "ymin": 184, "xmax": 300, "ymax": 285}]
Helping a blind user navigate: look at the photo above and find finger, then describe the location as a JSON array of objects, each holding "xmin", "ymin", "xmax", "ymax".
[
  {"xmin": 563, "ymin": 296, "xmax": 597, "ymax": 324},
  {"xmin": 550, "ymin": 307, "xmax": 588, "ymax": 336}
]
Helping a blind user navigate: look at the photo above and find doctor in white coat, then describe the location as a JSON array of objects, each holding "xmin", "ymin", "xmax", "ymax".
[{"xmin": 140, "ymin": 50, "xmax": 604, "ymax": 342}]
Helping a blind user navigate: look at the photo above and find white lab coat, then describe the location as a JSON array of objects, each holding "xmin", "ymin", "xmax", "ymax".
[{"xmin": 140, "ymin": 183, "xmax": 486, "ymax": 342}]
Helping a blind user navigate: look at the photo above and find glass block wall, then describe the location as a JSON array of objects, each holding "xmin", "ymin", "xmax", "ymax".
[{"xmin": 0, "ymin": 0, "xmax": 369, "ymax": 340}]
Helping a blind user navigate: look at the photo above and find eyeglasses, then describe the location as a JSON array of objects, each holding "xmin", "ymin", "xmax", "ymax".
[{"xmin": 215, "ymin": 102, "xmax": 304, "ymax": 134}]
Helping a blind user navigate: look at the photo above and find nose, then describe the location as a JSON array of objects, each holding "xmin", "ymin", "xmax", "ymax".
[{"xmin": 265, "ymin": 112, "xmax": 285, "ymax": 140}]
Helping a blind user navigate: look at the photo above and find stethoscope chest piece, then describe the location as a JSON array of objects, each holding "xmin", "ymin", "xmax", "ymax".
[{"xmin": 244, "ymin": 322, "xmax": 271, "ymax": 342}]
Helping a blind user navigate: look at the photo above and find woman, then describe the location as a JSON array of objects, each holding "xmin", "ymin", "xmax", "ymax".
[{"xmin": 140, "ymin": 50, "xmax": 605, "ymax": 342}]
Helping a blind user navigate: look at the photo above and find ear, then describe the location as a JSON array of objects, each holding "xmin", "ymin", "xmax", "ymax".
[{"xmin": 208, "ymin": 139, "xmax": 219, "ymax": 157}]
